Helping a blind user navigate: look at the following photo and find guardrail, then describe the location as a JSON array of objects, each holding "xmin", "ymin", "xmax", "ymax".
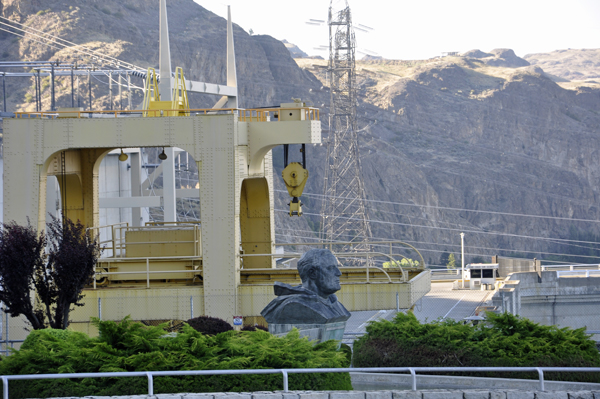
[
  {"xmin": 241, "ymin": 252, "xmax": 408, "ymax": 282},
  {"xmin": 13, "ymin": 107, "xmax": 320, "ymax": 121},
  {"xmin": 541, "ymin": 264, "xmax": 600, "ymax": 272},
  {"xmin": 90, "ymin": 224, "xmax": 423, "ymax": 286},
  {"xmin": 276, "ymin": 240, "xmax": 425, "ymax": 268},
  {"xmin": 2, "ymin": 366, "xmax": 599, "ymax": 398},
  {"xmin": 556, "ymin": 270, "xmax": 600, "ymax": 278},
  {"xmin": 93, "ymin": 257, "xmax": 202, "ymax": 289}
]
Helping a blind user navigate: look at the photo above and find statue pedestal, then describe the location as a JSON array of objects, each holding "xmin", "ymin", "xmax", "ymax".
[{"xmin": 268, "ymin": 321, "xmax": 347, "ymax": 344}]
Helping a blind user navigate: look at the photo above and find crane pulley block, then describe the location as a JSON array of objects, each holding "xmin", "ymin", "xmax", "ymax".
[{"xmin": 282, "ymin": 162, "xmax": 308, "ymax": 216}]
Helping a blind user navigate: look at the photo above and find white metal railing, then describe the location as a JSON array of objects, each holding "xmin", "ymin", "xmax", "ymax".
[
  {"xmin": 92, "ymin": 249, "xmax": 418, "ymax": 288},
  {"xmin": 87, "ymin": 222, "xmax": 129, "ymax": 257},
  {"xmin": 541, "ymin": 264, "xmax": 600, "ymax": 272},
  {"xmin": 114, "ymin": 223, "xmax": 202, "ymax": 258},
  {"xmin": 556, "ymin": 270, "xmax": 600, "ymax": 278},
  {"xmin": 241, "ymin": 251, "xmax": 408, "ymax": 282},
  {"xmin": 430, "ymin": 269, "xmax": 461, "ymax": 278},
  {"xmin": 88, "ymin": 225, "xmax": 428, "ymax": 286},
  {"xmin": 2, "ymin": 366, "xmax": 600, "ymax": 397},
  {"xmin": 93, "ymin": 222, "xmax": 202, "ymax": 259},
  {"xmin": 93, "ymin": 257, "xmax": 201, "ymax": 289},
  {"xmin": 276, "ymin": 240, "xmax": 425, "ymax": 268}
]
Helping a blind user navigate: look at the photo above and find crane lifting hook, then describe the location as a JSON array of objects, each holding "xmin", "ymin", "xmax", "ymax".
[{"xmin": 282, "ymin": 144, "xmax": 308, "ymax": 216}]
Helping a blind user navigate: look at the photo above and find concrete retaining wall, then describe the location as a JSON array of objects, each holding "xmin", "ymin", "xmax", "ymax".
[
  {"xmin": 491, "ymin": 271, "xmax": 600, "ymax": 332},
  {"xmin": 351, "ymin": 372, "xmax": 600, "ymax": 391},
  {"xmin": 50, "ymin": 389, "xmax": 600, "ymax": 399}
]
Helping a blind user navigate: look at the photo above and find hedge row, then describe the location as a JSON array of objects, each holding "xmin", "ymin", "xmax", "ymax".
[
  {"xmin": 353, "ymin": 311, "xmax": 600, "ymax": 382},
  {"xmin": 0, "ymin": 317, "xmax": 351, "ymax": 398}
]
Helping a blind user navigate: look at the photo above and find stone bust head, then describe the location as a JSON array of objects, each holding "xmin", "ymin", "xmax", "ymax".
[{"xmin": 297, "ymin": 248, "xmax": 342, "ymax": 299}]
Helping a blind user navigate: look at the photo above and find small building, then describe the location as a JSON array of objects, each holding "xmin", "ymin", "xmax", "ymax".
[{"xmin": 466, "ymin": 263, "xmax": 499, "ymax": 290}]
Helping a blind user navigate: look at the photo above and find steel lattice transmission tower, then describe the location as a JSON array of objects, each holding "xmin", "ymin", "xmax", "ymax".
[{"xmin": 321, "ymin": 0, "xmax": 372, "ymax": 251}]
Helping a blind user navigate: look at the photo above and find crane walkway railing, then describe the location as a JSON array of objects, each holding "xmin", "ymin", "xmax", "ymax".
[
  {"xmin": 2, "ymin": 366, "xmax": 600, "ymax": 398},
  {"xmin": 13, "ymin": 107, "xmax": 320, "ymax": 121}
]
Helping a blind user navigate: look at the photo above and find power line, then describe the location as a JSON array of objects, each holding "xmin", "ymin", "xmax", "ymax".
[
  {"xmin": 278, "ymin": 190, "xmax": 600, "ymax": 224},
  {"xmin": 275, "ymin": 227, "xmax": 600, "ymax": 261},
  {"xmin": 0, "ymin": 26, "xmax": 62, "ymax": 52},
  {"xmin": 280, "ymin": 209, "xmax": 600, "ymax": 246},
  {"xmin": 0, "ymin": 16, "xmax": 144, "ymax": 71}
]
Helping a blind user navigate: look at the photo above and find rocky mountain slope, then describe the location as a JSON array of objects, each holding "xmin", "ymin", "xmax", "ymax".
[
  {"xmin": 290, "ymin": 53, "xmax": 600, "ymax": 265},
  {"xmin": 524, "ymin": 48, "xmax": 600, "ymax": 82},
  {"xmin": 2, "ymin": 0, "xmax": 600, "ymax": 266}
]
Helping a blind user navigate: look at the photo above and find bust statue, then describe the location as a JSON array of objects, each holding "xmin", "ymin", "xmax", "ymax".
[{"xmin": 261, "ymin": 248, "xmax": 351, "ymax": 325}]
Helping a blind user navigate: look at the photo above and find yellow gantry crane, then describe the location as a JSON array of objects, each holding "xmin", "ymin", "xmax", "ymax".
[
  {"xmin": 142, "ymin": 66, "xmax": 189, "ymax": 117},
  {"xmin": 1, "ymin": 1, "xmax": 429, "ymax": 336}
]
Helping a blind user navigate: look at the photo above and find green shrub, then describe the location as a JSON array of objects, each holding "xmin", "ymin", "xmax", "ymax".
[
  {"xmin": 0, "ymin": 317, "xmax": 351, "ymax": 398},
  {"xmin": 353, "ymin": 311, "xmax": 600, "ymax": 382},
  {"xmin": 339, "ymin": 343, "xmax": 352, "ymax": 366},
  {"xmin": 20, "ymin": 328, "xmax": 90, "ymax": 350}
]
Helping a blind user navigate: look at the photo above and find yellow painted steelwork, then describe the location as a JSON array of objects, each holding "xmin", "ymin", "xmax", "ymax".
[
  {"xmin": 2, "ymin": 0, "xmax": 430, "ymax": 331},
  {"xmin": 282, "ymin": 162, "xmax": 308, "ymax": 216},
  {"xmin": 142, "ymin": 66, "xmax": 190, "ymax": 117},
  {"xmin": 171, "ymin": 67, "xmax": 190, "ymax": 116},
  {"xmin": 142, "ymin": 67, "xmax": 160, "ymax": 117},
  {"xmin": 69, "ymin": 269, "xmax": 430, "ymax": 336},
  {"xmin": 4, "ymin": 107, "xmax": 321, "ymax": 323},
  {"xmin": 7, "ymin": 106, "xmax": 430, "ymax": 326},
  {"xmin": 240, "ymin": 178, "xmax": 274, "ymax": 269}
]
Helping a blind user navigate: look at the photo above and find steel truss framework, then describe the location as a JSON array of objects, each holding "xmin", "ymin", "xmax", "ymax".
[{"xmin": 321, "ymin": 1, "xmax": 372, "ymax": 255}]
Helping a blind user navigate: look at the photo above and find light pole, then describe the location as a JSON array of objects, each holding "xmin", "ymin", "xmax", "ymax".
[{"xmin": 460, "ymin": 232, "xmax": 465, "ymax": 289}]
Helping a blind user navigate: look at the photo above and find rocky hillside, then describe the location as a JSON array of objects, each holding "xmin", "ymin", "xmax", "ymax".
[
  {"xmin": 524, "ymin": 48, "xmax": 600, "ymax": 82},
  {"xmin": 2, "ymin": 0, "xmax": 600, "ymax": 266},
  {"xmin": 0, "ymin": 0, "xmax": 321, "ymax": 111},
  {"xmin": 293, "ymin": 52, "xmax": 600, "ymax": 265}
]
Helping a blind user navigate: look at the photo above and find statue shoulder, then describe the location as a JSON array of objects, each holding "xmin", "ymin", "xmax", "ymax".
[{"xmin": 261, "ymin": 294, "xmax": 350, "ymax": 324}]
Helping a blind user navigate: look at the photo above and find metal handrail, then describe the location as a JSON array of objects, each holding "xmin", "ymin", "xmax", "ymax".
[
  {"xmin": 557, "ymin": 270, "xmax": 600, "ymax": 278},
  {"xmin": 112, "ymin": 224, "xmax": 202, "ymax": 259},
  {"xmin": 2, "ymin": 366, "xmax": 600, "ymax": 398},
  {"xmin": 13, "ymin": 107, "xmax": 320, "ymax": 121},
  {"xmin": 541, "ymin": 264, "xmax": 600, "ymax": 271},
  {"xmin": 241, "ymin": 251, "xmax": 407, "ymax": 282},
  {"xmin": 93, "ymin": 257, "xmax": 201, "ymax": 289},
  {"xmin": 276, "ymin": 240, "xmax": 426, "ymax": 269},
  {"xmin": 145, "ymin": 221, "xmax": 202, "ymax": 226}
]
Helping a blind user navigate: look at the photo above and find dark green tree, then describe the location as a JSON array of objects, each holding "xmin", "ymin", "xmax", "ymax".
[
  {"xmin": 447, "ymin": 253, "xmax": 456, "ymax": 269},
  {"xmin": 0, "ymin": 217, "xmax": 101, "ymax": 330},
  {"xmin": 0, "ymin": 221, "xmax": 47, "ymax": 330}
]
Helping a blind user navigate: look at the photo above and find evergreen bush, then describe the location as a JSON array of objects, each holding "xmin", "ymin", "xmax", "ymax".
[
  {"xmin": 0, "ymin": 317, "xmax": 351, "ymax": 398},
  {"xmin": 353, "ymin": 311, "xmax": 600, "ymax": 382}
]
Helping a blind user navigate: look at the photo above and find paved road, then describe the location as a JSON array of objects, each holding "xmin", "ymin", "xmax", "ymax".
[
  {"xmin": 345, "ymin": 281, "xmax": 494, "ymax": 335},
  {"xmin": 412, "ymin": 282, "xmax": 493, "ymax": 322}
]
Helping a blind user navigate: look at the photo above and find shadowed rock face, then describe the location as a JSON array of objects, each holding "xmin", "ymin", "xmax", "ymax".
[{"xmin": 3, "ymin": 1, "xmax": 600, "ymax": 265}]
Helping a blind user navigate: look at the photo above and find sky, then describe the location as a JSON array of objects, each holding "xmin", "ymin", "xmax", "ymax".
[{"xmin": 193, "ymin": 0, "xmax": 600, "ymax": 60}]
